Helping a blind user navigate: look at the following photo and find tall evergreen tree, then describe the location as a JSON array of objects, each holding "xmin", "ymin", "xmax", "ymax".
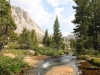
[
  {"xmin": 0, "ymin": 0, "xmax": 16, "ymax": 51},
  {"xmin": 72, "ymin": 0, "xmax": 91, "ymax": 41},
  {"xmin": 90, "ymin": 0, "xmax": 100, "ymax": 50},
  {"xmin": 73, "ymin": 0, "xmax": 100, "ymax": 52},
  {"xmin": 29, "ymin": 29, "xmax": 38, "ymax": 50},
  {"xmin": 72, "ymin": 0, "xmax": 92, "ymax": 53},
  {"xmin": 53, "ymin": 16, "xmax": 62, "ymax": 51},
  {"xmin": 19, "ymin": 28, "xmax": 29, "ymax": 49},
  {"xmin": 42, "ymin": 29, "xmax": 50, "ymax": 47}
]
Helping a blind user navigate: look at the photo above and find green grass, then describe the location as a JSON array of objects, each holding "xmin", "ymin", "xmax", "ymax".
[
  {"xmin": 79, "ymin": 55, "xmax": 100, "ymax": 66},
  {"xmin": 0, "ymin": 55, "xmax": 30, "ymax": 75},
  {"xmin": 2, "ymin": 49, "xmax": 29, "ymax": 56},
  {"xmin": 35, "ymin": 47, "xmax": 65, "ymax": 56},
  {"xmin": 90, "ymin": 57, "xmax": 100, "ymax": 66}
]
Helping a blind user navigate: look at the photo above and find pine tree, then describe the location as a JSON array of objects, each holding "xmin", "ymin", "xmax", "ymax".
[
  {"xmin": 19, "ymin": 28, "xmax": 30, "ymax": 49},
  {"xmin": 53, "ymin": 16, "xmax": 62, "ymax": 51},
  {"xmin": 73, "ymin": 0, "xmax": 100, "ymax": 51},
  {"xmin": 0, "ymin": 0, "xmax": 16, "ymax": 51},
  {"xmin": 42, "ymin": 29, "xmax": 50, "ymax": 47},
  {"xmin": 90, "ymin": 0, "xmax": 100, "ymax": 50},
  {"xmin": 72, "ymin": 0, "xmax": 91, "ymax": 40},
  {"xmin": 29, "ymin": 29, "xmax": 38, "ymax": 50},
  {"xmin": 72, "ymin": 0, "xmax": 94, "ymax": 51}
]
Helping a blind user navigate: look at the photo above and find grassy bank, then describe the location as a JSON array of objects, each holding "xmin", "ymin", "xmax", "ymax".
[
  {"xmin": 0, "ymin": 47, "xmax": 69, "ymax": 75},
  {"xmin": 79, "ymin": 55, "xmax": 100, "ymax": 66},
  {"xmin": 2, "ymin": 49, "xmax": 29, "ymax": 56},
  {"xmin": 0, "ymin": 55, "xmax": 30, "ymax": 75},
  {"xmin": 35, "ymin": 47, "xmax": 65, "ymax": 56}
]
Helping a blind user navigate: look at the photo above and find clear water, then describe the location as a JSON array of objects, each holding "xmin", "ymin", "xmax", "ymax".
[{"xmin": 27, "ymin": 53, "xmax": 81, "ymax": 75}]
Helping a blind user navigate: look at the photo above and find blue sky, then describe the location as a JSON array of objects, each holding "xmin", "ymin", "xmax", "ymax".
[{"xmin": 10, "ymin": 0, "xmax": 75, "ymax": 36}]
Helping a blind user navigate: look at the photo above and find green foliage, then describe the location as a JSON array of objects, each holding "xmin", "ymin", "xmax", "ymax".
[
  {"xmin": 53, "ymin": 50, "xmax": 64, "ymax": 57},
  {"xmin": 91, "ymin": 58, "xmax": 100, "ymax": 66},
  {"xmin": 83, "ymin": 37, "xmax": 94, "ymax": 49},
  {"xmin": 0, "ymin": 0, "xmax": 16, "ymax": 51},
  {"xmin": 79, "ymin": 55, "xmax": 87, "ymax": 60},
  {"xmin": 79, "ymin": 55, "xmax": 100, "ymax": 66},
  {"xmin": 29, "ymin": 29, "xmax": 38, "ymax": 50},
  {"xmin": 42, "ymin": 29, "xmax": 50, "ymax": 47},
  {"xmin": 7, "ymin": 42, "xmax": 19, "ymax": 49},
  {"xmin": 57, "ymin": 50, "xmax": 64, "ymax": 55},
  {"xmin": 61, "ymin": 43, "xmax": 65, "ymax": 50},
  {"xmin": 18, "ymin": 28, "xmax": 38, "ymax": 49},
  {"xmin": 18, "ymin": 28, "xmax": 30, "ymax": 49},
  {"xmin": 36, "ymin": 47, "xmax": 57, "ymax": 56},
  {"xmin": 75, "ymin": 39, "xmax": 84, "ymax": 54},
  {"xmin": 0, "ymin": 55, "xmax": 29, "ymax": 75},
  {"xmin": 2, "ymin": 49, "xmax": 29, "ymax": 56},
  {"xmin": 53, "ymin": 52, "xmax": 59, "ymax": 57},
  {"xmin": 53, "ymin": 16, "xmax": 62, "ymax": 51},
  {"xmin": 69, "ymin": 39, "xmax": 76, "ymax": 48},
  {"xmin": 35, "ymin": 47, "xmax": 65, "ymax": 56},
  {"xmin": 73, "ymin": 0, "xmax": 100, "ymax": 52}
]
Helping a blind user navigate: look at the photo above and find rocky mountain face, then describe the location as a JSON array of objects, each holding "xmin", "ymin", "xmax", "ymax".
[
  {"xmin": 65, "ymin": 35, "xmax": 76, "ymax": 40},
  {"xmin": 11, "ymin": 6, "xmax": 44, "ymax": 40}
]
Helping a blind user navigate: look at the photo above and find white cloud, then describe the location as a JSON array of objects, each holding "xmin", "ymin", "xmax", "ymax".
[
  {"xmin": 10, "ymin": 0, "xmax": 75, "ymax": 36},
  {"xmin": 62, "ymin": 32, "xmax": 73, "ymax": 36},
  {"xmin": 53, "ymin": 7, "xmax": 64, "ymax": 18},
  {"xmin": 62, "ymin": 14, "xmax": 75, "ymax": 29},
  {"xmin": 10, "ymin": 0, "xmax": 52, "ymax": 26},
  {"xmin": 47, "ymin": 0, "xmax": 74, "ymax": 7}
]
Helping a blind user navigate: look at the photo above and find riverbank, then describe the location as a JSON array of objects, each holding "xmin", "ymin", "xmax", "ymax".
[
  {"xmin": 45, "ymin": 64, "xmax": 76, "ymax": 75},
  {"xmin": 3, "ymin": 53, "xmax": 77, "ymax": 75},
  {"xmin": 3, "ymin": 53, "xmax": 49, "ymax": 67},
  {"xmin": 78, "ymin": 61, "xmax": 100, "ymax": 75}
]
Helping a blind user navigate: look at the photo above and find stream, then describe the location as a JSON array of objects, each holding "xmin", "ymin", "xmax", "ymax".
[{"xmin": 27, "ymin": 53, "xmax": 82, "ymax": 75}]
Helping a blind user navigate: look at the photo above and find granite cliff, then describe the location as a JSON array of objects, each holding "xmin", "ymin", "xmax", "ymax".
[{"xmin": 11, "ymin": 6, "xmax": 44, "ymax": 40}]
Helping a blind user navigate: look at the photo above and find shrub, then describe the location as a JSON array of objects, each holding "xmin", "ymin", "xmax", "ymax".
[
  {"xmin": 36, "ymin": 47, "xmax": 57, "ymax": 56},
  {"xmin": 35, "ymin": 47, "xmax": 65, "ymax": 56},
  {"xmin": 92, "ymin": 58, "xmax": 100, "ymax": 66},
  {"xmin": 57, "ymin": 50, "xmax": 64, "ymax": 55},
  {"xmin": 53, "ymin": 52, "xmax": 59, "ymax": 57},
  {"xmin": 2, "ymin": 49, "xmax": 29, "ymax": 56},
  {"xmin": 79, "ymin": 55, "xmax": 87, "ymax": 60},
  {"xmin": 7, "ymin": 42, "xmax": 19, "ymax": 49},
  {"xmin": 0, "ymin": 55, "xmax": 29, "ymax": 75}
]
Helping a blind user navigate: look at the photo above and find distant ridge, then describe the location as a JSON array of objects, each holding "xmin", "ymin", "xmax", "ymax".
[{"xmin": 65, "ymin": 34, "xmax": 76, "ymax": 40}]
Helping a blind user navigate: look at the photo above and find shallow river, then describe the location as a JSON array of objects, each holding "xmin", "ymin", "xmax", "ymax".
[{"xmin": 27, "ymin": 53, "xmax": 82, "ymax": 75}]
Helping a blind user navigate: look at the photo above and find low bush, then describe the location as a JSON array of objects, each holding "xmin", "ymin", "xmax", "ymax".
[
  {"xmin": 79, "ymin": 55, "xmax": 87, "ymax": 60},
  {"xmin": 57, "ymin": 50, "xmax": 64, "ymax": 55},
  {"xmin": 2, "ymin": 49, "xmax": 29, "ymax": 56},
  {"xmin": 36, "ymin": 47, "xmax": 57, "ymax": 56},
  {"xmin": 0, "ymin": 55, "xmax": 29, "ymax": 75},
  {"xmin": 53, "ymin": 52, "xmax": 59, "ymax": 57},
  {"xmin": 7, "ymin": 42, "xmax": 19, "ymax": 49},
  {"xmin": 36, "ymin": 47, "xmax": 65, "ymax": 56},
  {"xmin": 90, "ymin": 58, "xmax": 100, "ymax": 66},
  {"xmin": 79, "ymin": 55, "xmax": 100, "ymax": 66}
]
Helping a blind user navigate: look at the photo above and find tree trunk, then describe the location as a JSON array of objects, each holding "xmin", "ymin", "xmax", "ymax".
[{"xmin": 0, "ymin": 43, "xmax": 4, "ymax": 52}]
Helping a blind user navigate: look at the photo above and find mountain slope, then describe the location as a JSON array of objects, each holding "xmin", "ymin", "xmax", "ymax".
[
  {"xmin": 65, "ymin": 35, "xmax": 76, "ymax": 40},
  {"xmin": 11, "ymin": 6, "xmax": 44, "ymax": 40}
]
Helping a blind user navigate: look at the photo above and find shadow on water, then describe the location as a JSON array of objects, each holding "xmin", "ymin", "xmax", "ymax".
[{"xmin": 27, "ymin": 53, "xmax": 81, "ymax": 75}]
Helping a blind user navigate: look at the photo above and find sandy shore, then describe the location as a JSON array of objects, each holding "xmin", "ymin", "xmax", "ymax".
[
  {"xmin": 24, "ymin": 55, "xmax": 49, "ymax": 67},
  {"xmin": 45, "ymin": 64, "xmax": 76, "ymax": 75}
]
